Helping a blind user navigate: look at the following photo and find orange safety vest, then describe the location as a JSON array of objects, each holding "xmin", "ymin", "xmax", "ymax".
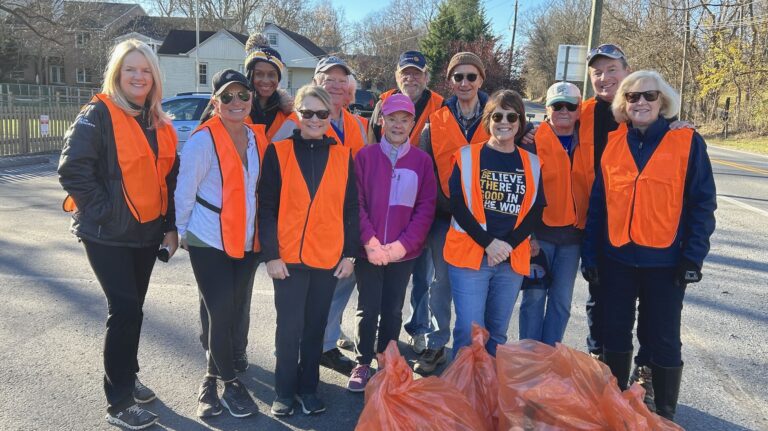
[
  {"xmin": 535, "ymin": 121, "xmax": 594, "ymax": 229},
  {"xmin": 443, "ymin": 143, "xmax": 541, "ymax": 275},
  {"xmin": 192, "ymin": 117, "xmax": 269, "ymax": 258},
  {"xmin": 429, "ymin": 105, "xmax": 490, "ymax": 198},
  {"xmin": 380, "ymin": 89, "xmax": 444, "ymax": 147},
  {"xmin": 579, "ymin": 97, "xmax": 597, "ymax": 153},
  {"xmin": 63, "ymin": 94, "xmax": 177, "ymax": 223},
  {"xmin": 246, "ymin": 110, "xmax": 289, "ymax": 142},
  {"xmin": 279, "ymin": 111, "xmax": 366, "ymax": 157},
  {"xmin": 273, "ymin": 138, "xmax": 351, "ymax": 269},
  {"xmin": 602, "ymin": 127, "xmax": 694, "ymax": 249}
]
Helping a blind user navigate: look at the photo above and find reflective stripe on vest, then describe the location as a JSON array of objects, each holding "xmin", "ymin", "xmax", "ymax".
[
  {"xmin": 273, "ymin": 139, "xmax": 350, "ymax": 269},
  {"xmin": 191, "ymin": 117, "xmax": 269, "ymax": 258},
  {"xmin": 602, "ymin": 127, "xmax": 694, "ymax": 248},
  {"xmin": 380, "ymin": 90, "xmax": 444, "ymax": 147},
  {"xmin": 245, "ymin": 110, "xmax": 288, "ymax": 142},
  {"xmin": 443, "ymin": 143, "xmax": 540, "ymax": 275},
  {"xmin": 536, "ymin": 121, "xmax": 594, "ymax": 229},
  {"xmin": 63, "ymin": 94, "xmax": 177, "ymax": 222},
  {"xmin": 429, "ymin": 105, "xmax": 490, "ymax": 197}
]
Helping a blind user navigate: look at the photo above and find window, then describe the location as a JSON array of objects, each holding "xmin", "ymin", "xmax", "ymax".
[
  {"xmin": 198, "ymin": 63, "xmax": 207, "ymax": 85},
  {"xmin": 287, "ymin": 70, "xmax": 293, "ymax": 91},
  {"xmin": 76, "ymin": 68, "xmax": 93, "ymax": 83},
  {"xmin": 76, "ymin": 32, "xmax": 90, "ymax": 47},
  {"xmin": 49, "ymin": 65, "xmax": 64, "ymax": 84},
  {"xmin": 9, "ymin": 70, "xmax": 24, "ymax": 80},
  {"xmin": 268, "ymin": 33, "xmax": 278, "ymax": 46}
]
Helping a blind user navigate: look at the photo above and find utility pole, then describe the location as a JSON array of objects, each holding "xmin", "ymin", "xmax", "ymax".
[
  {"xmin": 582, "ymin": 0, "xmax": 603, "ymax": 99},
  {"xmin": 508, "ymin": 0, "xmax": 519, "ymax": 80},
  {"xmin": 679, "ymin": 2, "xmax": 690, "ymax": 119},
  {"xmin": 195, "ymin": 0, "xmax": 200, "ymax": 92}
]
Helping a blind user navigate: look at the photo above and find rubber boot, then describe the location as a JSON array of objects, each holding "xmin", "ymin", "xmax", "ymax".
[
  {"xmin": 629, "ymin": 365, "xmax": 656, "ymax": 412},
  {"xmin": 651, "ymin": 361, "xmax": 683, "ymax": 421},
  {"xmin": 603, "ymin": 350, "xmax": 633, "ymax": 391}
]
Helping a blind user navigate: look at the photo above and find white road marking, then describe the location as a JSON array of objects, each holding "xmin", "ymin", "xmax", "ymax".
[{"xmin": 718, "ymin": 195, "xmax": 768, "ymax": 217}]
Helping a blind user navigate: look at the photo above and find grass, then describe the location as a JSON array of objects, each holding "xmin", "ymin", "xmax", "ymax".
[
  {"xmin": 0, "ymin": 118, "xmax": 71, "ymax": 139},
  {"xmin": 703, "ymin": 134, "xmax": 768, "ymax": 155}
]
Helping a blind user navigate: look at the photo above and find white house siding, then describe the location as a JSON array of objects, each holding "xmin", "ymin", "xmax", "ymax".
[
  {"xmin": 287, "ymin": 68, "xmax": 315, "ymax": 94},
  {"xmin": 159, "ymin": 56, "xmax": 193, "ymax": 97}
]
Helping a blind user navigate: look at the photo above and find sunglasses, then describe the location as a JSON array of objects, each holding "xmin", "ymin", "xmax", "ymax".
[
  {"xmin": 218, "ymin": 90, "xmax": 251, "ymax": 104},
  {"xmin": 452, "ymin": 73, "xmax": 478, "ymax": 83},
  {"xmin": 491, "ymin": 112, "xmax": 520, "ymax": 123},
  {"xmin": 298, "ymin": 109, "xmax": 331, "ymax": 120},
  {"xmin": 624, "ymin": 90, "xmax": 660, "ymax": 103},
  {"xmin": 550, "ymin": 102, "xmax": 579, "ymax": 112},
  {"xmin": 586, "ymin": 44, "xmax": 626, "ymax": 63}
]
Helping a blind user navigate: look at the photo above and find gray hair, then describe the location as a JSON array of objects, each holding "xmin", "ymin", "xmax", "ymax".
[{"xmin": 612, "ymin": 70, "xmax": 681, "ymax": 123}]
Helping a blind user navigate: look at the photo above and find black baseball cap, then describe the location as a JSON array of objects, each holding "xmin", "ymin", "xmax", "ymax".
[
  {"xmin": 212, "ymin": 69, "xmax": 251, "ymax": 95},
  {"xmin": 398, "ymin": 50, "xmax": 427, "ymax": 72}
]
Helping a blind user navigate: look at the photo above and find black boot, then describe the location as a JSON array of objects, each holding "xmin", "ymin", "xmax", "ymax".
[
  {"xmin": 603, "ymin": 350, "xmax": 633, "ymax": 391},
  {"xmin": 629, "ymin": 365, "xmax": 656, "ymax": 412},
  {"xmin": 651, "ymin": 361, "xmax": 683, "ymax": 421}
]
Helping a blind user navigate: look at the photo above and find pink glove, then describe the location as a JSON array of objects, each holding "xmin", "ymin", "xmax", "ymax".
[
  {"xmin": 365, "ymin": 237, "xmax": 389, "ymax": 266},
  {"xmin": 383, "ymin": 240, "xmax": 407, "ymax": 262}
]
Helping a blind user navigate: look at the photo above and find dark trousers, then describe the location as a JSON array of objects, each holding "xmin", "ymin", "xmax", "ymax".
[
  {"xmin": 189, "ymin": 246, "xmax": 258, "ymax": 381},
  {"xmin": 82, "ymin": 240, "xmax": 157, "ymax": 414},
  {"xmin": 354, "ymin": 259, "xmax": 417, "ymax": 365},
  {"xmin": 273, "ymin": 267, "xmax": 337, "ymax": 397},
  {"xmin": 601, "ymin": 258, "xmax": 686, "ymax": 367}
]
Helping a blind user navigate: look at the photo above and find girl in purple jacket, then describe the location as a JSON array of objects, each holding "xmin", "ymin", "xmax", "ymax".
[{"xmin": 347, "ymin": 94, "xmax": 437, "ymax": 391}]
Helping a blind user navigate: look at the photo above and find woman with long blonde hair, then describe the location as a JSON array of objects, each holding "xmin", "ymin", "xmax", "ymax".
[{"xmin": 58, "ymin": 38, "xmax": 178, "ymax": 430}]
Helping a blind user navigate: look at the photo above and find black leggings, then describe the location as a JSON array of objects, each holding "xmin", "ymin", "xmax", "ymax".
[
  {"xmin": 189, "ymin": 246, "xmax": 258, "ymax": 381},
  {"xmin": 82, "ymin": 239, "xmax": 157, "ymax": 414}
]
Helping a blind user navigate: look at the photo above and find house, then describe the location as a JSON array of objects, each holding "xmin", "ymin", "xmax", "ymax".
[{"xmin": 260, "ymin": 22, "xmax": 328, "ymax": 93}]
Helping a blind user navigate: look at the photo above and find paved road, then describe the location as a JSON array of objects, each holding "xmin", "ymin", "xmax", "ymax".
[{"xmin": 0, "ymin": 146, "xmax": 766, "ymax": 431}]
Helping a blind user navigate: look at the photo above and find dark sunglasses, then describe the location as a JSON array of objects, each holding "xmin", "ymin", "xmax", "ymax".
[
  {"xmin": 624, "ymin": 90, "xmax": 660, "ymax": 103},
  {"xmin": 550, "ymin": 102, "xmax": 579, "ymax": 112},
  {"xmin": 586, "ymin": 44, "xmax": 626, "ymax": 63},
  {"xmin": 491, "ymin": 112, "xmax": 520, "ymax": 123},
  {"xmin": 298, "ymin": 109, "xmax": 330, "ymax": 120},
  {"xmin": 452, "ymin": 73, "xmax": 478, "ymax": 83},
  {"xmin": 218, "ymin": 90, "xmax": 251, "ymax": 104}
]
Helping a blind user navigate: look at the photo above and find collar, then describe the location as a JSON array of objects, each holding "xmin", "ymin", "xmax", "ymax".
[
  {"xmin": 379, "ymin": 136, "xmax": 410, "ymax": 160},
  {"xmin": 628, "ymin": 117, "xmax": 669, "ymax": 143}
]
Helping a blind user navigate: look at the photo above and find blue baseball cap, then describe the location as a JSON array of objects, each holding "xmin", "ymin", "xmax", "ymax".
[
  {"xmin": 315, "ymin": 56, "xmax": 352, "ymax": 75},
  {"xmin": 398, "ymin": 50, "xmax": 427, "ymax": 72}
]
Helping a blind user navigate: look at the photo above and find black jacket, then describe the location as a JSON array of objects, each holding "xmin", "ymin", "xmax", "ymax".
[
  {"xmin": 58, "ymin": 99, "xmax": 179, "ymax": 247},
  {"xmin": 258, "ymin": 130, "xmax": 360, "ymax": 266}
]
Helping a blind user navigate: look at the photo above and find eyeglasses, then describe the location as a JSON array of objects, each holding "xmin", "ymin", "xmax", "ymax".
[
  {"xmin": 586, "ymin": 44, "xmax": 626, "ymax": 63},
  {"xmin": 218, "ymin": 90, "xmax": 251, "ymax": 104},
  {"xmin": 298, "ymin": 109, "xmax": 331, "ymax": 120},
  {"xmin": 491, "ymin": 112, "xmax": 520, "ymax": 123},
  {"xmin": 624, "ymin": 91, "xmax": 660, "ymax": 103},
  {"xmin": 550, "ymin": 102, "xmax": 579, "ymax": 112},
  {"xmin": 451, "ymin": 73, "xmax": 478, "ymax": 83}
]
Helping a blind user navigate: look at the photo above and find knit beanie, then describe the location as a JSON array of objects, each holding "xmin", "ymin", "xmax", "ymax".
[
  {"xmin": 446, "ymin": 52, "xmax": 485, "ymax": 80},
  {"xmin": 244, "ymin": 33, "xmax": 285, "ymax": 82}
]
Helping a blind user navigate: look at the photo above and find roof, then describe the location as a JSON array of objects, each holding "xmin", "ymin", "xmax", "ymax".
[
  {"xmin": 64, "ymin": 1, "xmax": 144, "ymax": 29},
  {"xmin": 157, "ymin": 29, "xmax": 248, "ymax": 55},
  {"xmin": 115, "ymin": 16, "xmax": 203, "ymax": 41},
  {"xmin": 268, "ymin": 23, "xmax": 327, "ymax": 58}
]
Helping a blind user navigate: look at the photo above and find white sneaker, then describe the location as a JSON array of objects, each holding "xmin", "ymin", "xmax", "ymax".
[{"xmin": 409, "ymin": 334, "xmax": 427, "ymax": 354}]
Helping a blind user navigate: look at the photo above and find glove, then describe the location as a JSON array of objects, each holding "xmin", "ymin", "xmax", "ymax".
[
  {"xmin": 675, "ymin": 259, "xmax": 702, "ymax": 287},
  {"xmin": 365, "ymin": 236, "xmax": 389, "ymax": 266},
  {"xmin": 581, "ymin": 264, "xmax": 599, "ymax": 285},
  {"xmin": 383, "ymin": 240, "xmax": 407, "ymax": 262}
]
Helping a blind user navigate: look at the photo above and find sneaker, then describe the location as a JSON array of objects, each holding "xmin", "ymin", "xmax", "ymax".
[
  {"xmin": 233, "ymin": 352, "xmax": 249, "ymax": 373},
  {"xmin": 319, "ymin": 348, "xmax": 356, "ymax": 375},
  {"xmin": 413, "ymin": 347, "xmax": 447, "ymax": 375},
  {"xmin": 105, "ymin": 404, "xmax": 158, "ymax": 430},
  {"xmin": 270, "ymin": 396, "xmax": 295, "ymax": 416},
  {"xmin": 630, "ymin": 365, "xmax": 656, "ymax": 412},
  {"xmin": 133, "ymin": 378, "xmax": 156, "ymax": 404},
  {"xmin": 295, "ymin": 393, "xmax": 326, "ymax": 415},
  {"xmin": 336, "ymin": 332, "xmax": 354, "ymax": 350},
  {"xmin": 408, "ymin": 334, "xmax": 427, "ymax": 355},
  {"xmin": 196, "ymin": 377, "xmax": 223, "ymax": 418},
  {"xmin": 221, "ymin": 379, "xmax": 258, "ymax": 418},
  {"xmin": 347, "ymin": 364, "xmax": 372, "ymax": 392}
]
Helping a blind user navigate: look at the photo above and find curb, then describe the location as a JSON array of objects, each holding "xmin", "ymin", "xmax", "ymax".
[{"xmin": 0, "ymin": 152, "xmax": 58, "ymax": 169}]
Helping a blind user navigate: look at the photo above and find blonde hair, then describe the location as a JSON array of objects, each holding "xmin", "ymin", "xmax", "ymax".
[
  {"xmin": 102, "ymin": 39, "xmax": 169, "ymax": 128},
  {"xmin": 295, "ymin": 85, "xmax": 333, "ymax": 112},
  {"xmin": 612, "ymin": 70, "xmax": 681, "ymax": 123}
]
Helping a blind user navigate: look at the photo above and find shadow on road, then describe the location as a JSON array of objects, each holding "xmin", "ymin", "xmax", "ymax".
[{"xmin": 677, "ymin": 404, "xmax": 756, "ymax": 430}]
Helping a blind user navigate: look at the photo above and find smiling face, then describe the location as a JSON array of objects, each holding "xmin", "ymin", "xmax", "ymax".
[
  {"xmin": 589, "ymin": 57, "xmax": 630, "ymax": 103},
  {"xmin": 297, "ymin": 95, "xmax": 331, "ymax": 140},
  {"xmin": 251, "ymin": 61, "xmax": 280, "ymax": 100},
  {"xmin": 546, "ymin": 103, "xmax": 580, "ymax": 134},
  {"xmin": 317, "ymin": 66, "xmax": 349, "ymax": 112},
  {"xmin": 213, "ymin": 83, "xmax": 252, "ymax": 123},
  {"xmin": 449, "ymin": 64, "xmax": 483, "ymax": 104},
  {"xmin": 396, "ymin": 67, "xmax": 428, "ymax": 101},
  {"xmin": 624, "ymin": 79, "xmax": 661, "ymax": 131},
  {"xmin": 382, "ymin": 111, "xmax": 416, "ymax": 146},
  {"xmin": 119, "ymin": 50, "xmax": 153, "ymax": 106},
  {"xmin": 489, "ymin": 108, "xmax": 520, "ymax": 146}
]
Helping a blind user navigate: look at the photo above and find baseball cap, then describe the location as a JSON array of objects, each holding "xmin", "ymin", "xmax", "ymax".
[
  {"xmin": 586, "ymin": 43, "xmax": 627, "ymax": 66},
  {"xmin": 397, "ymin": 50, "xmax": 427, "ymax": 72},
  {"xmin": 521, "ymin": 252, "xmax": 549, "ymax": 290},
  {"xmin": 546, "ymin": 82, "xmax": 581, "ymax": 106},
  {"xmin": 212, "ymin": 69, "xmax": 251, "ymax": 95},
  {"xmin": 315, "ymin": 56, "xmax": 352, "ymax": 75},
  {"xmin": 381, "ymin": 93, "xmax": 415, "ymax": 116}
]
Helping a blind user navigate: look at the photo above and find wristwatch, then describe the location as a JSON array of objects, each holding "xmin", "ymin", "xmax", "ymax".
[{"xmin": 345, "ymin": 256, "xmax": 356, "ymax": 264}]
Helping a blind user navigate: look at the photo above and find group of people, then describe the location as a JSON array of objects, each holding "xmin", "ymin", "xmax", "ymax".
[{"xmin": 58, "ymin": 34, "xmax": 715, "ymax": 430}]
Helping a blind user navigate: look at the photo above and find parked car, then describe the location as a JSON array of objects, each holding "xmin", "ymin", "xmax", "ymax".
[
  {"xmin": 349, "ymin": 89, "xmax": 376, "ymax": 117},
  {"xmin": 161, "ymin": 93, "xmax": 210, "ymax": 152}
]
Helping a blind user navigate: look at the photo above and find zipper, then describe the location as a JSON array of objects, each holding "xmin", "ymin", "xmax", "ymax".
[
  {"xmin": 297, "ymin": 141, "xmax": 316, "ymax": 264},
  {"xmin": 383, "ymin": 157, "xmax": 398, "ymax": 244}
]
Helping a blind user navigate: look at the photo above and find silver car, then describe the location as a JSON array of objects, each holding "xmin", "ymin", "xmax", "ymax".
[{"xmin": 161, "ymin": 93, "xmax": 211, "ymax": 152}]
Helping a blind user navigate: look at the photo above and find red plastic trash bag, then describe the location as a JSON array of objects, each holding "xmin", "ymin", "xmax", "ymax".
[
  {"xmin": 440, "ymin": 323, "xmax": 499, "ymax": 431},
  {"xmin": 355, "ymin": 340, "xmax": 486, "ymax": 431},
  {"xmin": 496, "ymin": 340, "xmax": 684, "ymax": 430}
]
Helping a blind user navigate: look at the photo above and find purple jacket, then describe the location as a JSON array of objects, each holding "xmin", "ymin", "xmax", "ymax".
[{"xmin": 355, "ymin": 137, "xmax": 437, "ymax": 261}]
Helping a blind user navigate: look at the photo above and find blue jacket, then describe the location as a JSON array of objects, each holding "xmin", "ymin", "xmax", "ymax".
[{"xmin": 582, "ymin": 117, "xmax": 717, "ymax": 269}]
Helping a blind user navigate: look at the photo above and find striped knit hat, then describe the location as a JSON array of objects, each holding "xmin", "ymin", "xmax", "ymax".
[{"xmin": 244, "ymin": 33, "xmax": 285, "ymax": 82}]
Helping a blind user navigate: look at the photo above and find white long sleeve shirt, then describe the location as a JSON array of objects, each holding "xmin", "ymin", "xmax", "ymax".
[{"xmin": 175, "ymin": 126, "xmax": 260, "ymax": 252}]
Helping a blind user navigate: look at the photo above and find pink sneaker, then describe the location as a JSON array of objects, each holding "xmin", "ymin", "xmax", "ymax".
[{"xmin": 347, "ymin": 364, "xmax": 372, "ymax": 392}]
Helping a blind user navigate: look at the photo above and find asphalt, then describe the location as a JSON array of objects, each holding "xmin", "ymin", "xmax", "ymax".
[{"xmin": 0, "ymin": 144, "xmax": 766, "ymax": 431}]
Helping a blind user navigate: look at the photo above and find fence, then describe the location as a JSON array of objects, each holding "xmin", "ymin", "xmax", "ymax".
[
  {"xmin": 0, "ymin": 105, "xmax": 81, "ymax": 156},
  {"xmin": 0, "ymin": 83, "xmax": 99, "ymax": 108}
]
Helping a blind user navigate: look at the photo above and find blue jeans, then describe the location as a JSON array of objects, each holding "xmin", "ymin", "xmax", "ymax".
[
  {"xmin": 404, "ymin": 249, "xmax": 433, "ymax": 337},
  {"xmin": 448, "ymin": 259, "xmax": 523, "ymax": 356},
  {"xmin": 519, "ymin": 241, "xmax": 580, "ymax": 345},
  {"xmin": 425, "ymin": 218, "xmax": 452, "ymax": 349},
  {"xmin": 323, "ymin": 273, "xmax": 357, "ymax": 352}
]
